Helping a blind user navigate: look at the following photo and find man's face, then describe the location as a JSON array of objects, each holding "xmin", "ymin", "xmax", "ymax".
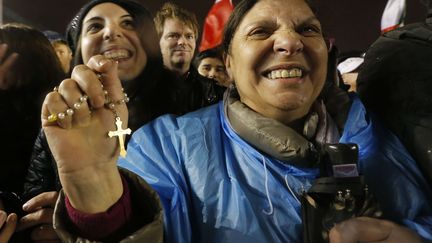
[
  {"xmin": 198, "ymin": 57, "xmax": 230, "ymax": 87},
  {"xmin": 53, "ymin": 43, "xmax": 72, "ymax": 73},
  {"xmin": 159, "ymin": 18, "xmax": 196, "ymax": 74}
]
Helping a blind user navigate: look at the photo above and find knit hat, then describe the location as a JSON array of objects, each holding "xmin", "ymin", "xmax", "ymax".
[
  {"xmin": 66, "ymin": 0, "xmax": 154, "ymax": 65},
  {"xmin": 43, "ymin": 30, "xmax": 66, "ymax": 43}
]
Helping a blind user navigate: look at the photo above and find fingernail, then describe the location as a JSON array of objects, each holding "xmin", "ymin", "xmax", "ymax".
[
  {"xmin": 22, "ymin": 202, "xmax": 29, "ymax": 211},
  {"xmin": 8, "ymin": 213, "xmax": 17, "ymax": 223}
]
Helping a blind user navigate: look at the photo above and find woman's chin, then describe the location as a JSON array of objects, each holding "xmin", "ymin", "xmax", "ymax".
[{"xmin": 118, "ymin": 70, "xmax": 139, "ymax": 82}]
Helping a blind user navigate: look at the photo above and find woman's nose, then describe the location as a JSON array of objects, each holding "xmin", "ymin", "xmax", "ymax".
[
  {"xmin": 103, "ymin": 24, "xmax": 122, "ymax": 40},
  {"xmin": 273, "ymin": 29, "xmax": 303, "ymax": 55}
]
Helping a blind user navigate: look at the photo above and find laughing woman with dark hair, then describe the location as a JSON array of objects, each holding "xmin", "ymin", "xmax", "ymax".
[{"xmin": 20, "ymin": 0, "xmax": 181, "ymax": 241}]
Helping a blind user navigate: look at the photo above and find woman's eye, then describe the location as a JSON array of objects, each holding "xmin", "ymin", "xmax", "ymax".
[
  {"xmin": 249, "ymin": 28, "xmax": 271, "ymax": 38},
  {"xmin": 86, "ymin": 23, "xmax": 103, "ymax": 33},
  {"xmin": 299, "ymin": 25, "xmax": 321, "ymax": 36},
  {"xmin": 122, "ymin": 19, "xmax": 135, "ymax": 29}
]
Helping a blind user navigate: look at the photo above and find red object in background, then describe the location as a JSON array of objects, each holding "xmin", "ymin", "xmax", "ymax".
[{"xmin": 199, "ymin": 0, "xmax": 234, "ymax": 52}]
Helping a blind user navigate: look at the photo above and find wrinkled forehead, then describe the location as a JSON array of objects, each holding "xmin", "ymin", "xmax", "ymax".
[
  {"xmin": 240, "ymin": 0, "xmax": 315, "ymax": 27},
  {"xmin": 223, "ymin": 0, "xmax": 318, "ymax": 54}
]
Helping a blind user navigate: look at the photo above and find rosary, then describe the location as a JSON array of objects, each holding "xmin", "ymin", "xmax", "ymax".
[
  {"xmin": 103, "ymin": 85, "xmax": 131, "ymax": 158},
  {"xmin": 48, "ymin": 74, "xmax": 132, "ymax": 157}
]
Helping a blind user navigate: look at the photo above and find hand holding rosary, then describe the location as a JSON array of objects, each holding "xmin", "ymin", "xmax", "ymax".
[{"xmin": 47, "ymin": 72, "xmax": 131, "ymax": 157}]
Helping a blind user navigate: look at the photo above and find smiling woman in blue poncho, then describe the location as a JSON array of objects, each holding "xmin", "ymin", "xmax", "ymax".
[{"xmin": 40, "ymin": 0, "xmax": 431, "ymax": 242}]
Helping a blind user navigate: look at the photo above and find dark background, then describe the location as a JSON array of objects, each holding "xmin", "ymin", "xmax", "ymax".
[{"xmin": 3, "ymin": 0, "xmax": 429, "ymax": 53}]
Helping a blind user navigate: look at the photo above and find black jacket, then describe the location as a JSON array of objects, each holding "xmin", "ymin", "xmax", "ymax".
[
  {"xmin": 166, "ymin": 67, "xmax": 226, "ymax": 115},
  {"xmin": 357, "ymin": 11, "xmax": 432, "ymax": 186},
  {"xmin": 22, "ymin": 67, "xmax": 225, "ymax": 201},
  {"xmin": 0, "ymin": 91, "xmax": 41, "ymax": 196}
]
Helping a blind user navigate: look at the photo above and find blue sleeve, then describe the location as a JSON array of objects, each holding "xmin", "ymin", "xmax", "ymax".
[
  {"xmin": 341, "ymin": 97, "xmax": 432, "ymax": 240},
  {"xmin": 118, "ymin": 115, "xmax": 192, "ymax": 243}
]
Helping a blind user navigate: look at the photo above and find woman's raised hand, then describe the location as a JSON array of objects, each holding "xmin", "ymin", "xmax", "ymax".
[{"xmin": 41, "ymin": 55, "xmax": 127, "ymax": 213}]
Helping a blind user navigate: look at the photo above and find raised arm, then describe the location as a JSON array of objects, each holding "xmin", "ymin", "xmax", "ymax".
[{"xmin": 41, "ymin": 55, "xmax": 126, "ymax": 213}]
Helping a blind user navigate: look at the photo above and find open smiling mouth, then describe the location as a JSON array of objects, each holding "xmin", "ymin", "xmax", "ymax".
[
  {"xmin": 265, "ymin": 67, "xmax": 303, "ymax": 79},
  {"xmin": 103, "ymin": 49, "xmax": 131, "ymax": 61}
]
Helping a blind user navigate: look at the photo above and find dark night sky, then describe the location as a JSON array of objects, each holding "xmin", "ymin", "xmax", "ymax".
[{"xmin": 3, "ymin": 0, "xmax": 429, "ymax": 53}]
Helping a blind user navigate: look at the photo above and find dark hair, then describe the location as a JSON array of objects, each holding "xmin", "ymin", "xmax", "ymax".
[
  {"xmin": 66, "ymin": 0, "xmax": 160, "ymax": 67},
  {"xmin": 0, "ymin": 23, "xmax": 64, "ymax": 195},
  {"xmin": 0, "ymin": 23, "xmax": 64, "ymax": 92},
  {"xmin": 222, "ymin": 0, "xmax": 316, "ymax": 55},
  {"xmin": 194, "ymin": 46, "xmax": 224, "ymax": 68},
  {"xmin": 66, "ymin": 0, "xmax": 175, "ymax": 130},
  {"xmin": 66, "ymin": 0, "xmax": 166, "ymax": 103},
  {"xmin": 221, "ymin": 0, "xmax": 258, "ymax": 55}
]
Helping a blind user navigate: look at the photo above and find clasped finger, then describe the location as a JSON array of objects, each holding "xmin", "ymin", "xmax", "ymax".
[
  {"xmin": 58, "ymin": 79, "xmax": 91, "ymax": 127},
  {"xmin": 16, "ymin": 208, "xmax": 54, "ymax": 232},
  {"xmin": 42, "ymin": 91, "xmax": 72, "ymax": 129},
  {"xmin": 71, "ymin": 64, "xmax": 106, "ymax": 108}
]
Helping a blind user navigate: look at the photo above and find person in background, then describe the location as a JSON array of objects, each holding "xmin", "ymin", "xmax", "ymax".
[
  {"xmin": 0, "ymin": 23, "xmax": 64, "ymax": 242},
  {"xmin": 39, "ymin": 0, "xmax": 431, "ymax": 242},
  {"xmin": 336, "ymin": 53, "xmax": 364, "ymax": 92},
  {"xmin": 357, "ymin": 0, "xmax": 432, "ymax": 187},
  {"xmin": 155, "ymin": 2, "xmax": 197, "ymax": 77},
  {"xmin": 43, "ymin": 30, "xmax": 73, "ymax": 74},
  {"xmin": 195, "ymin": 46, "xmax": 231, "ymax": 87},
  {"xmin": 154, "ymin": 2, "xmax": 225, "ymax": 114}
]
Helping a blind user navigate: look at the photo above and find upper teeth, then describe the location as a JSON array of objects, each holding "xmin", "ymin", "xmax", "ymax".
[
  {"xmin": 103, "ymin": 49, "xmax": 129, "ymax": 60},
  {"xmin": 267, "ymin": 68, "xmax": 302, "ymax": 79}
]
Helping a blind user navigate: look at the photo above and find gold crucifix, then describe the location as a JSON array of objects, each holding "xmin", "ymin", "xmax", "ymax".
[{"xmin": 108, "ymin": 116, "xmax": 131, "ymax": 157}]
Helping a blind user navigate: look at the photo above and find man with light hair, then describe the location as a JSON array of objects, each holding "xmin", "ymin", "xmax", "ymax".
[
  {"xmin": 154, "ymin": 2, "xmax": 224, "ymax": 114},
  {"xmin": 154, "ymin": 2, "xmax": 198, "ymax": 76}
]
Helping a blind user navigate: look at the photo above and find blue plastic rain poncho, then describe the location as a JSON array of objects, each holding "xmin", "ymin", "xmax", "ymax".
[{"xmin": 118, "ymin": 97, "xmax": 432, "ymax": 243}]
